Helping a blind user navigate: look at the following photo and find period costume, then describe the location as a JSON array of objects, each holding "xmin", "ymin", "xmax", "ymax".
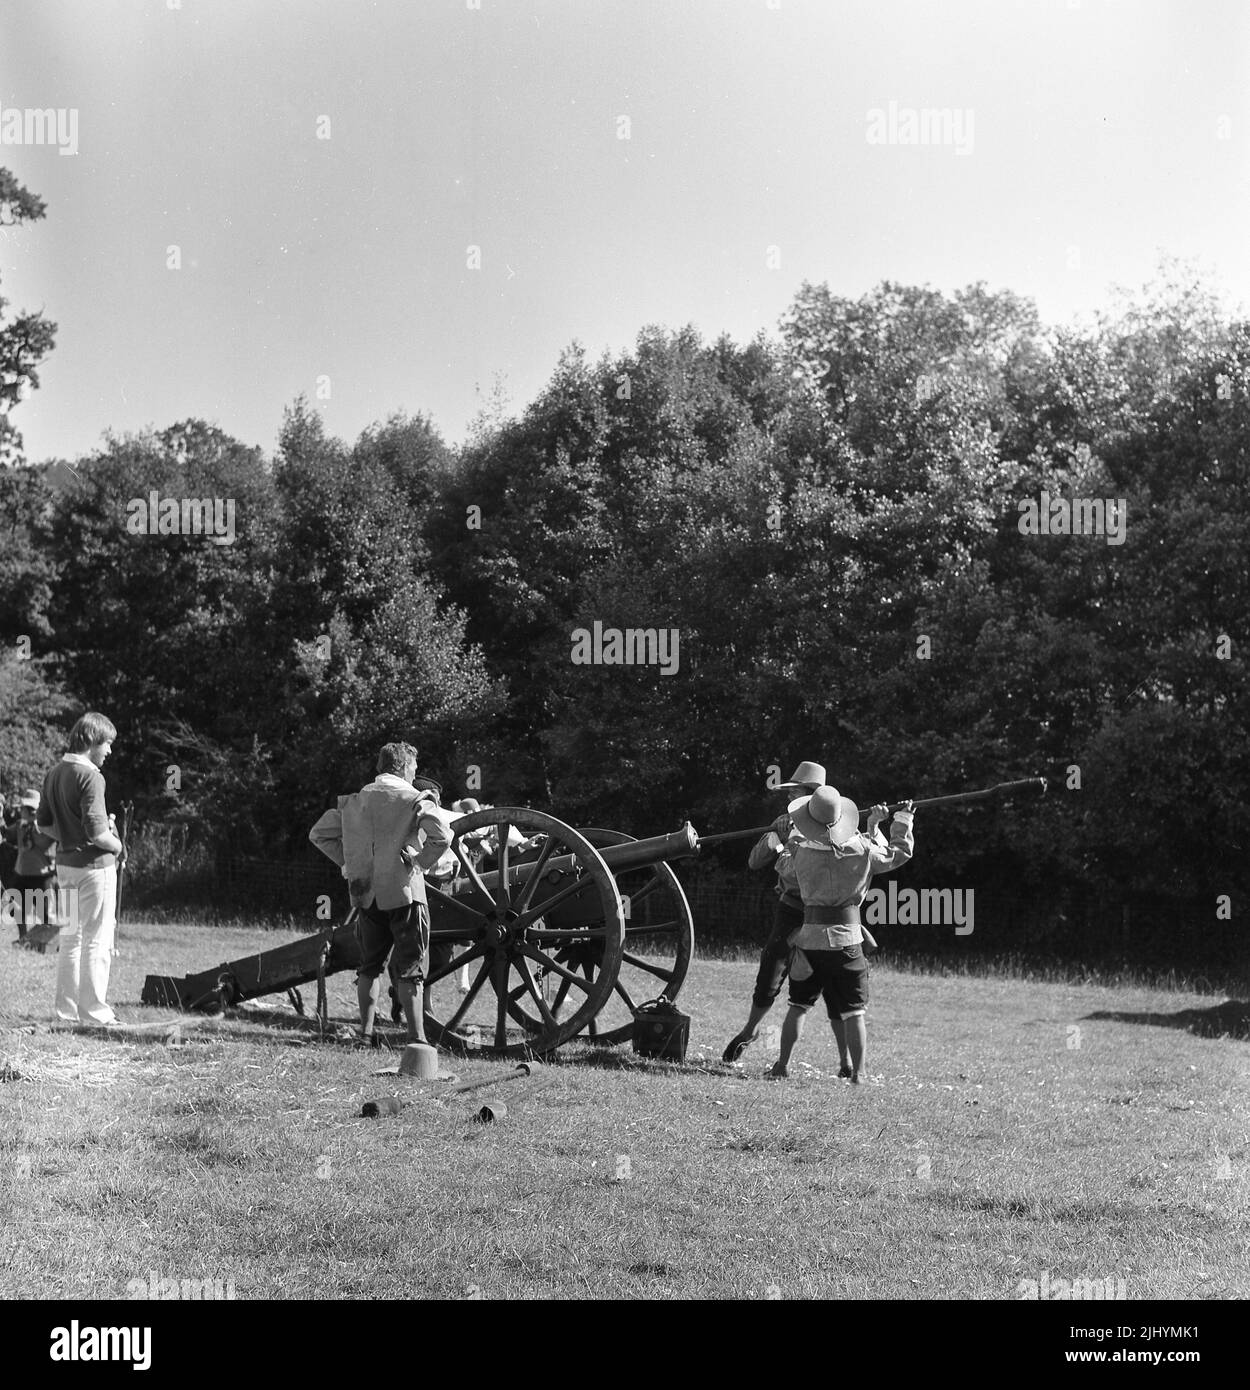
[
  {"xmin": 309, "ymin": 773, "xmax": 451, "ymax": 988},
  {"xmin": 722, "ymin": 761, "xmax": 827, "ymax": 1064},
  {"xmin": 788, "ymin": 787, "xmax": 913, "ymax": 1021}
]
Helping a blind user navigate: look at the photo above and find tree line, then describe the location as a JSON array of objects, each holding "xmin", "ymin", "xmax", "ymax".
[{"xmin": 1, "ymin": 163, "xmax": 1246, "ymax": 957}]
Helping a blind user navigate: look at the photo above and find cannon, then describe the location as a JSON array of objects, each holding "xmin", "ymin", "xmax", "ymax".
[
  {"xmin": 142, "ymin": 779, "xmax": 1047, "ymax": 1054},
  {"xmin": 144, "ymin": 806, "xmax": 702, "ymax": 1056}
]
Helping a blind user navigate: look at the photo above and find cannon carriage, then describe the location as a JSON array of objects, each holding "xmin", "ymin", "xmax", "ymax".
[
  {"xmin": 142, "ymin": 778, "xmax": 1045, "ymax": 1050},
  {"xmin": 143, "ymin": 805, "xmax": 713, "ymax": 1055}
]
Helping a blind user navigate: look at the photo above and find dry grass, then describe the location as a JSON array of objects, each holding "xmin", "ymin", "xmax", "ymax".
[{"xmin": 1, "ymin": 919, "xmax": 1246, "ymax": 1300}]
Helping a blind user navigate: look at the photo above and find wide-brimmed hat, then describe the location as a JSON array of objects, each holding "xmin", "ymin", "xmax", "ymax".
[
  {"xmin": 19, "ymin": 789, "xmax": 40, "ymax": 809},
  {"xmin": 777, "ymin": 760, "xmax": 826, "ymax": 790},
  {"xmin": 452, "ymin": 797, "xmax": 481, "ymax": 815},
  {"xmin": 789, "ymin": 786, "xmax": 860, "ymax": 846}
]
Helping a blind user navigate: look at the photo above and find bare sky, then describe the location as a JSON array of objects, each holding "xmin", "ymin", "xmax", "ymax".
[{"xmin": 2, "ymin": 0, "xmax": 1247, "ymax": 463}]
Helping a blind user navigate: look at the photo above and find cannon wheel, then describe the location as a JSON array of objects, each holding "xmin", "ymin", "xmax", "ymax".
[
  {"xmin": 421, "ymin": 808, "xmax": 626, "ymax": 1057},
  {"xmin": 503, "ymin": 827, "xmax": 694, "ymax": 1047}
]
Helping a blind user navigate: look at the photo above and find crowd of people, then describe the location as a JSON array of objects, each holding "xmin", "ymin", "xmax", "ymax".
[
  {"xmin": 9, "ymin": 721, "xmax": 920, "ymax": 1081},
  {"xmin": 307, "ymin": 743, "xmax": 918, "ymax": 1081}
]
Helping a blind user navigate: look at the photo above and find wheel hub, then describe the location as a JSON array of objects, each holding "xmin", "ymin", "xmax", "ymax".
[{"xmin": 482, "ymin": 910, "xmax": 521, "ymax": 950}]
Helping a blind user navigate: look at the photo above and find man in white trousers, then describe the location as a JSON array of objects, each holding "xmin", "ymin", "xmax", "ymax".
[{"xmin": 37, "ymin": 712, "xmax": 125, "ymax": 1026}]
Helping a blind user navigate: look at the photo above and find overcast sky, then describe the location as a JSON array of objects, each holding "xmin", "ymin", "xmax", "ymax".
[{"xmin": 2, "ymin": 0, "xmax": 1247, "ymax": 464}]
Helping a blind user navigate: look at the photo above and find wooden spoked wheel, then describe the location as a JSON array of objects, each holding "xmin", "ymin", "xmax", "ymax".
[
  {"xmin": 503, "ymin": 827, "xmax": 695, "ymax": 1048},
  {"xmin": 421, "ymin": 808, "xmax": 625, "ymax": 1056}
]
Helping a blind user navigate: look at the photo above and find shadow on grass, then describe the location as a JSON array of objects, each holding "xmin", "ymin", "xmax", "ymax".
[
  {"xmin": 46, "ymin": 1018, "xmax": 313, "ymax": 1051},
  {"xmin": 156, "ymin": 1120, "xmax": 255, "ymax": 1168},
  {"xmin": 544, "ymin": 1045, "xmax": 654, "ymax": 1072},
  {"xmin": 922, "ymin": 1189, "xmax": 1231, "ymax": 1230},
  {"xmin": 925, "ymin": 1191, "xmax": 1124, "ymax": 1224},
  {"xmin": 126, "ymin": 1007, "xmax": 646, "ymax": 1064},
  {"xmin": 538, "ymin": 1045, "xmax": 745, "ymax": 1085},
  {"xmin": 211, "ymin": 1005, "xmax": 351, "ymax": 1039},
  {"xmin": 109, "ymin": 1003, "xmax": 384, "ymax": 1050},
  {"xmin": 1082, "ymin": 999, "xmax": 1250, "ymax": 1041}
]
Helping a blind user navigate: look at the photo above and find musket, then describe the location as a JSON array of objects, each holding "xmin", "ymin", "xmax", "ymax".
[
  {"xmin": 115, "ymin": 801, "xmax": 135, "ymax": 950},
  {"xmin": 872, "ymin": 777, "xmax": 1047, "ymax": 815},
  {"xmin": 695, "ymin": 825, "xmax": 779, "ymax": 846},
  {"xmin": 695, "ymin": 777, "xmax": 1048, "ymax": 846}
]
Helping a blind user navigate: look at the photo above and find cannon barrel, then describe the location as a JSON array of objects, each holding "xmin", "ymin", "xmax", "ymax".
[
  {"xmin": 460, "ymin": 822, "xmax": 700, "ymax": 895},
  {"xmin": 596, "ymin": 824, "xmax": 701, "ymax": 872}
]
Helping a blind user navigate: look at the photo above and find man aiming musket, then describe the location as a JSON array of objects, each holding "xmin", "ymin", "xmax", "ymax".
[
  {"xmin": 722, "ymin": 760, "xmax": 826, "ymax": 1064},
  {"xmin": 715, "ymin": 774, "xmax": 1044, "ymax": 1074},
  {"xmin": 773, "ymin": 786, "xmax": 915, "ymax": 1082}
]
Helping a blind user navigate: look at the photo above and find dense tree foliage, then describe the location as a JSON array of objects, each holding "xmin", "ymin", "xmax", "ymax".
[
  {"xmin": 26, "ymin": 406, "xmax": 500, "ymax": 855},
  {"xmin": 3, "ymin": 264, "xmax": 1245, "ymax": 940},
  {"xmin": 0, "ymin": 651, "xmax": 73, "ymax": 793}
]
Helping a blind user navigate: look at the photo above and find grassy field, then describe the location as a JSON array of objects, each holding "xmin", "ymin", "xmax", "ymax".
[{"xmin": 0, "ymin": 919, "xmax": 1246, "ymax": 1301}]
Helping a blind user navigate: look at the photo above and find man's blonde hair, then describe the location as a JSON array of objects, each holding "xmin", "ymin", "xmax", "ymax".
[{"xmin": 68, "ymin": 712, "xmax": 117, "ymax": 753}]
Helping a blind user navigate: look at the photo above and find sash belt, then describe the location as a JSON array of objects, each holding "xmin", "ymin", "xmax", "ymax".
[{"xmin": 804, "ymin": 904, "xmax": 861, "ymax": 926}]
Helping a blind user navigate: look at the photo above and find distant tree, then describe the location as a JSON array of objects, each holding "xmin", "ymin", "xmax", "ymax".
[
  {"xmin": 0, "ymin": 465, "xmax": 57, "ymax": 644},
  {"xmin": 534, "ymin": 297, "xmax": 1040, "ymax": 842},
  {"xmin": 427, "ymin": 329, "xmax": 793, "ymax": 805},
  {"xmin": 353, "ymin": 410, "xmax": 454, "ymax": 516},
  {"xmin": 47, "ymin": 420, "xmax": 276, "ymax": 818},
  {"xmin": 0, "ymin": 168, "xmax": 57, "ymax": 466},
  {"xmin": 0, "ymin": 652, "xmax": 73, "ymax": 794},
  {"xmin": 243, "ymin": 399, "xmax": 503, "ymax": 849}
]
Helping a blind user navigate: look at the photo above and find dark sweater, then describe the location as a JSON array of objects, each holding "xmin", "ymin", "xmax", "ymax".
[{"xmin": 37, "ymin": 757, "xmax": 114, "ymax": 868}]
